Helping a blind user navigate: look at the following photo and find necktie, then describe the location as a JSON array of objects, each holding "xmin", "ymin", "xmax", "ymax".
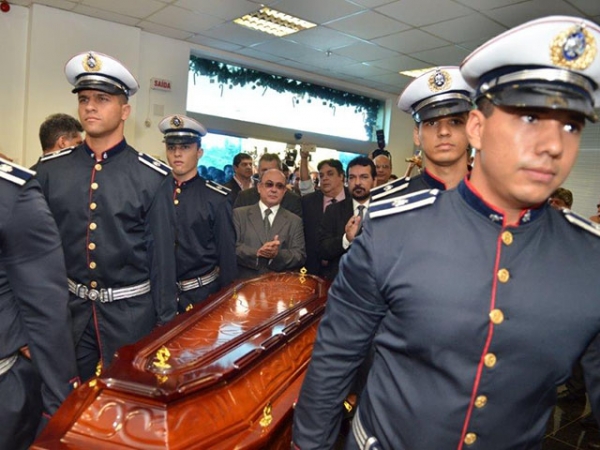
[
  {"xmin": 325, "ymin": 197, "xmax": 337, "ymax": 211},
  {"xmin": 357, "ymin": 205, "xmax": 365, "ymax": 235},
  {"xmin": 357, "ymin": 205, "xmax": 365, "ymax": 221},
  {"xmin": 264, "ymin": 208, "xmax": 272, "ymax": 236}
]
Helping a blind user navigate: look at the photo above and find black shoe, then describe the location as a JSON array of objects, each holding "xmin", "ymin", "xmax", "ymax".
[{"xmin": 581, "ymin": 415, "xmax": 600, "ymax": 429}]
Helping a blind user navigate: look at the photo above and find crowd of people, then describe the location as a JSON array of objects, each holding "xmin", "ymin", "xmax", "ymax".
[{"xmin": 2, "ymin": 14, "xmax": 600, "ymax": 450}]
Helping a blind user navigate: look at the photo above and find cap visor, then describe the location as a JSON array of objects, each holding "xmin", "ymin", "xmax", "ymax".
[
  {"xmin": 417, "ymin": 99, "xmax": 472, "ymax": 122},
  {"xmin": 487, "ymin": 82, "xmax": 596, "ymax": 122},
  {"xmin": 72, "ymin": 80, "xmax": 127, "ymax": 97},
  {"xmin": 165, "ymin": 137, "xmax": 199, "ymax": 145}
]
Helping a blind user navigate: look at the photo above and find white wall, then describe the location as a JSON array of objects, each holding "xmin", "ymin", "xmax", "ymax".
[
  {"xmin": 0, "ymin": 4, "xmax": 415, "ymax": 168},
  {"xmin": 0, "ymin": 5, "xmax": 28, "ymax": 163},
  {"xmin": 24, "ymin": 4, "xmax": 141, "ymax": 165},
  {"xmin": 135, "ymin": 31, "xmax": 191, "ymax": 159}
]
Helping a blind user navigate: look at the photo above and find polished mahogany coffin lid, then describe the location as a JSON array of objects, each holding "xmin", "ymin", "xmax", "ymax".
[
  {"xmin": 33, "ymin": 272, "xmax": 330, "ymax": 450},
  {"xmin": 96, "ymin": 271, "xmax": 327, "ymax": 400}
]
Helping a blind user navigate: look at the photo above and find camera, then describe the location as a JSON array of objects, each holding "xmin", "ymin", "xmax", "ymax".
[
  {"xmin": 284, "ymin": 148, "xmax": 298, "ymax": 167},
  {"xmin": 376, "ymin": 129, "xmax": 386, "ymax": 150}
]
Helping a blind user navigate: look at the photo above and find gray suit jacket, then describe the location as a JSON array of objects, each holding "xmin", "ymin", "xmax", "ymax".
[{"xmin": 233, "ymin": 204, "xmax": 306, "ymax": 280}]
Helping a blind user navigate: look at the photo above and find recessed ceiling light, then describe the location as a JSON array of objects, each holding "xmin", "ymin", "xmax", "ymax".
[
  {"xmin": 234, "ymin": 7, "xmax": 317, "ymax": 37},
  {"xmin": 400, "ymin": 67, "xmax": 436, "ymax": 78}
]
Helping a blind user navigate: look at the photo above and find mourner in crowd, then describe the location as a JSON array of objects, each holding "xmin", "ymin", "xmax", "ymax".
[
  {"xmin": 35, "ymin": 51, "xmax": 177, "ymax": 381},
  {"xmin": 300, "ymin": 153, "xmax": 348, "ymax": 277},
  {"xmin": 549, "ymin": 186, "xmax": 574, "ymax": 210},
  {"xmin": 234, "ymin": 153, "xmax": 303, "ymax": 217},
  {"xmin": 319, "ymin": 156, "xmax": 376, "ymax": 280},
  {"xmin": 159, "ymin": 114, "xmax": 236, "ymax": 311},
  {"xmin": 371, "ymin": 66, "xmax": 474, "ymax": 201},
  {"xmin": 39, "ymin": 113, "xmax": 83, "ymax": 156},
  {"xmin": 31, "ymin": 113, "xmax": 83, "ymax": 170},
  {"xmin": 0, "ymin": 159, "xmax": 79, "ymax": 449},
  {"xmin": 224, "ymin": 152, "xmax": 254, "ymax": 204},
  {"xmin": 372, "ymin": 151, "xmax": 392, "ymax": 187},
  {"xmin": 590, "ymin": 199, "xmax": 600, "ymax": 223},
  {"xmin": 293, "ymin": 16, "xmax": 600, "ymax": 449},
  {"xmin": 234, "ymin": 168, "xmax": 305, "ymax": 279}
]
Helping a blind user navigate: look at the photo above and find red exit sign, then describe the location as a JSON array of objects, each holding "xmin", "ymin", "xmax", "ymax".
[{"xmin": 151, "ymin": 78, "xmax": 172, "ymax": 91}]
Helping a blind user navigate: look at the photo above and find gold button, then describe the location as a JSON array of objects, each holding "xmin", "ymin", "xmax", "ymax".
[
  {"xmin": 497, "ymin": 268, "xmax": 510, "ymax": 283},
  {"xmin": 174, "ymin": 199, "xmax": 179, "ymax": 205},
  {"xmin": 89, "ymin": 222, "xmax": 97, "ymax": 230},
  {"xmin": 90, "ymin": 281, "xmax": 98, "ymax": 288},
  {"xmin": 176, "ymin": 188, "xmax": 182, "ymax": 194},
  {"xmin": 88, "ymin": 242, "xmax": 96, "ymax": 250},
  {"xmin": 474, "ymin": 395, "xmax": 488, "ymax": 408},
  {"xmin": 464, "ymin": 432, "xmax": 477, "ymax": 445},
  {"xmin": 484, "ymin": 353, "xmax": 497, "ymax": 368},
  {"xmin": 489, "ymin": 309, "xmax": 504, "ymax": 324},
  {"xmin": 90, "ymin": 202, "xmax": 97, "ymax": 210},
  {"xmin": 89, "ymin": 261, "xmax": 97, "ymax": 269},
  {"xmin": 95, "ymin": 164, "xmax": 102, "ymax": 171},
  {"xmin": 501, "ymin": 231, "xmax": 513, "ymax": 245},
  {"xmin": 91, "ymin": 182, "xmax": 99, "ymax": 190}
]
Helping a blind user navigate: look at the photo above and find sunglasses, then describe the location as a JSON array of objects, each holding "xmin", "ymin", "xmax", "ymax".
[{"xmin": 263, "ymin": 180, "xmax": 286, "ymax": 190}]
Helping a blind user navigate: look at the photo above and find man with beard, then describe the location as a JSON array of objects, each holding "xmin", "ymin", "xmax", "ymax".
[
  {"xmin": 318, "ymin": 156, "xmax": 375, "ymax": 280},
  {"xmin": 371, "ymin": 66, "xmax": 474, "ymax": 201}
]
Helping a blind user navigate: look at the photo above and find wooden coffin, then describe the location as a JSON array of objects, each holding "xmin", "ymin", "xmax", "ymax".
[{"xmin": 33, "ymin": 272, "xmax": 330, "ymax": 450}]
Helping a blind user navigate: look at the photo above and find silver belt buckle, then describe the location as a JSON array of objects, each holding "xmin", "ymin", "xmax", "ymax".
[
  {"xmin": 76, "ymin": 284, "xmax": 88, "ymax": 299},
  {"xmin": 87, "ymin": 289, "xmax": 100, "ymax": 301},
  {"xmin": 364, "ymin": 437, "xmax": 381, "ymax": 450}
]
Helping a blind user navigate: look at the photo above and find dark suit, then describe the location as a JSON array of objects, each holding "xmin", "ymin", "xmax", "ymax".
[
  {"xmin": 223, "ymin": 178, "xmax": 242, "ymax": 204},
  {"xmin": 318, "ymin": 197, "xmax": 354, "ymax": 280},
  {"xmin": 233, "ymin": 204, "xmax": 306, "ymax": 280},
  {"xmin": 234, "ymin": 186, "xmax": 302, "ymax": 218},
  {"xmin": 301, "ymin": 188, "xmax": 349, "ymax": 277}
]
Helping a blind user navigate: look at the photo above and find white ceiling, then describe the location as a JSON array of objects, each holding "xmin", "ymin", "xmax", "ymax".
[{"xmin": 9, "ymin": 0, "xmax": 600, "ymax": 95}]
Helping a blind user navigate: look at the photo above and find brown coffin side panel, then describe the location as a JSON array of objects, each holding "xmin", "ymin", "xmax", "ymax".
[{"xmin": 33, "ymin": 272, "xmax": 329, "ymax": 449}]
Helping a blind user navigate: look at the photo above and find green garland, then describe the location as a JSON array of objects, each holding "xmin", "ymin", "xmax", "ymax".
[{"xmin": 189, "ymin": 55, "xmax": 382, "ymax": 138}]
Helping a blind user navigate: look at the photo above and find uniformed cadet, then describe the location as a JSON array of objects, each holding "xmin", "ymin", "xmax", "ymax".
[
  {"xmin": 370, "ymin": 66, "xmax": 474, "ymax": 202},
  {"xmin": 293, "ymin": 16, "xmax": 600, "ymax": 449},
  {"xmin": 159, "ymin": 115, "xmax": 237, "ymax": 311},
  {"xmin": 0, "ymin": 159, "xmax": 78, "ymax": 449},
  {"xmin": 35, "ymin": 51, "xmax": 177, "ymax": 381}
]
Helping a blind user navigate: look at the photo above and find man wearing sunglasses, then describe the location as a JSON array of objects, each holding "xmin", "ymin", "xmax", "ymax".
[{"xmin": 233, "ymin": 169, "xmax": 305, "ymax": 280}]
